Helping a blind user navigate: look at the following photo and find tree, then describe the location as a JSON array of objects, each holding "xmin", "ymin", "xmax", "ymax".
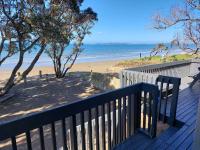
[
  {"xmin": 0, "ymin": 25, "xmax": 18, "ymax": 66},
  {"xmin": 150, "ymin": 43, "xmax": 169, "ymax": 58},
  {"xmin": 0, "ymin": 0, "xmax": 47, "ymax": 96},
  {"xmin": 45, "ymin": 5, "xmax": 97, "ymax": 78},
  {"xmin": 153, "ymin": 0, "xmax": 200, "ymax": 54},
  {"xmin": 0, "ymin": 0, "xmax": 92, "ymax": 95}
]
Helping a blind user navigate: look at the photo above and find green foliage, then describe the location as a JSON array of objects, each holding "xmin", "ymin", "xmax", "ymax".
[
  {"xmin": 168, "ymin": 54, "xmax": 191, "ymax": 61},
  {"xmin": 0, "ymin": 0, "xmax": 97, "ymax": 95},
  {"xmin": 117, "ymin": 54, "xmax": 197, "ymax": 67},
  {"xmin": 44, "ymin": 0, "xmax": 97, "ymax": 78}
]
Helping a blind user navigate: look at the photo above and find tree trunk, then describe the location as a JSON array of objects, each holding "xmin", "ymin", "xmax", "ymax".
[
  {"xmin": 0, "ymin": 43, "xmax": 45, "ymax": 96},
  {"xmin": 62, "ymin": 52, "xmax": 79, "ymax": 77},
  {"xmin": 1, "ymin": 50, "xmax": 25, "ymax": 96},
  {"xmin": 17, "ymin": 44, "xmax": 46, "ymax": 82}
]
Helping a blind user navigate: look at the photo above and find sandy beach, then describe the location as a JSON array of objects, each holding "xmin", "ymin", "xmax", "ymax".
[
  {"xmin": 0, "ymin": 60, "xmax": 123, "ymax": 81},
  {"xmin": 0, "ymin": 60, "xmax": 127, "ymax": 123}
]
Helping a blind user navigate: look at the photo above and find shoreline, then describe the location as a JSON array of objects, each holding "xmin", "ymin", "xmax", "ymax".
[{"xmin": 0, "ymin": 52, "xmax": 195, "ymax": 81}]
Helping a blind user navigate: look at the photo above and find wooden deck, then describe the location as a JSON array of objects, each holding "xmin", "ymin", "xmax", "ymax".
[{"xmin": 114, "ymin": 82, "xmax": 200, "ymax": 150}]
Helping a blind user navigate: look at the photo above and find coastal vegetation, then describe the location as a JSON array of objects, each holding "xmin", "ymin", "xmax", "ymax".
[
  {"xmin": 116, "ymin": 54, "xmax": 199, "ymax": 67},
  {"xmin": 0, "ymin": 0, "xmax": 97, "ymax": 95},
  {"xmin": 46, "ymin": 8, "xmax": 97, "ymax": 78}
]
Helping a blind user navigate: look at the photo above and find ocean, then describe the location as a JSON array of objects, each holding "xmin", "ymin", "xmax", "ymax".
[{"xmin": 0, "ymin": 43, "xmax": 181, "ymax": 70}]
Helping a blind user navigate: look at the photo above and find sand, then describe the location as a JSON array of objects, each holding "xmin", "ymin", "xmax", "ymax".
[
  {"xmin": 0, "ymin": 60, "xmax": 122, "ymax": 149},
  {"xmin": 0, "ymin": 60, "xmax": 123, "ymax": 81},
  {"xmin": 0, "ymin": 60, "xmax": 126, "ymax": 122}
]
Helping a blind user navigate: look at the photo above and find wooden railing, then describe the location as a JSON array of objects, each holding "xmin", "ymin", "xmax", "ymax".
[
  {"xmin": 120, "ymin": 59, "xmax": 200, "ymax": 87},
  {"xmin": 0, "ymin": 83, "xmax": 159, "ymax": 150},
  {"xmin": 155, "ymin": 75, "xmax": 181, "ymax": 126}
]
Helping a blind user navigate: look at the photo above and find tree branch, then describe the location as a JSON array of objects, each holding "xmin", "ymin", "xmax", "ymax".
[
  {"xmin": 24, "ymin": 37, "xmax": 40, "ymax": 52},
  {"xmin": 17, "ymin": 42, "xmax": 46, "ymax": 82}
]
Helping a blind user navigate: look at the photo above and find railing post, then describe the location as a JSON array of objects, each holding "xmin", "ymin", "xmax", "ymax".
[
  {"xmin": 133, "ymin": 92, "xmax": 141, "ymax": 134},
  {"xmin": 129, "ymin": 94, "xmax": 134, "ymax": 136},
  {"xmin": 120, "ymin": 71, "xmax": 124, "ymax": 87},
  {"xmin": 151, "ymin": 91, "xmax": 159, "ymax": 138},
  {"xmin": 169, "ymin": 79, "xmax": 181, "ymax": 126},
  {"xmin": 70, "ymin": 116, "xmax": 77, "ymax": 150}
]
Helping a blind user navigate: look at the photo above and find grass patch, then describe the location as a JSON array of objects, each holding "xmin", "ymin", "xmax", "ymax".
[{"xmin": 116, "ymin": 54, "xmax": 199, "ymax": 68}]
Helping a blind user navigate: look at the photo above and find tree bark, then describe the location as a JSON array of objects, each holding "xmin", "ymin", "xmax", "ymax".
[
  {"xmin": 1, "ymin": 48, "xmax": 25, "ymax": 96},
  {"xmin": 62, "ymin": 52, "xmax": 79, "ymax": 77},
  {"xmin": 17, "ymin": 43, "xmax": 46, "ymax": 82},
  {"xmin": 0, "ymin": 39, "xmax": 45, "ymax": 96}
]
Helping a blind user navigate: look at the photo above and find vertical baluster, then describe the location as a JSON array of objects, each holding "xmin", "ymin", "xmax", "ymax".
[
  {"xmin": 148, "ymin": 93, "xmax": 152, "ymax": 133},
  {"xmin": 170, "ymin": 78, "xmax": 180, "ymax": 126},
  {"xmin": 134, "ymin": 92, "xmax": 141, "ymax": 132},
  {"xmin": 107, "ymin": 102, "xmax": 111, "ymax": 150},
  {"xmin": 124, "ymin": 72, "xmax": 127, "ymax": 86},
  {"xmin": 80, "ymin": 112, "xmax": 86, "ymax": 150},
  {"xmin": 136, "ymin": 74, "xmax": 139, "ymax": 83},
  {"xmin": 133, "ymin": 74, "xmax": 135, "ymax": 84},
  {"xmin": 61, "ymin": 119, "xmax": 68, "ymax": 150},
  {"xmin": 127, "ymin": 95, "xmax": 131, "ymax": 137},
  {"xmin": 130, "ymin": 73, "xmax": 133, "ymax": 85},
  {"xmin": 11, "ymin": 137, "xmax": 17, "ymax": 150},
  {"xmin": 146, "ymin": 75, "xmax": 149, "ymax": 83},
  {"xmin": 39, "ymin": 127, "xmax": 45, "ymax": 150},
  {"xmin": 118, "ymin": 98, "xmax": 122, "ymax": 143},
  {"xmin": 112, "ymin": 100, "xmax": 116, "ymax": 146},
  {"xmin": 121, "ymin": 99, "xmax": 124, "ymax": 141},
  {"xmin": 137, "ymin": 92, "xmax": 142, "ymax": 128},
  {"xmin": 141, "ymin": 74, "xmax": 144, "ymax": 82},
  {"xmin": 130, "ymin": 73, "xmax": 132, "ymax": 85},
  {"xmin": 131, "ymin": 94, "xmax": 135, "ymax": 135},
  {"xmin": 88, "ymin": 109, "xmax": 93, "ymax": 150},
  {"xmin": 151, "ymin": 92, "xmax": 158, "ymax": 138},
  {"xmin": 101, "ymin": 104, "xmax": 106, "ymax": 150},
  {"xmin": 95, "ymin": 107, "xmax": 99, "ymax": 150},
  {"xmin": 70, "ymin": 115, "xmax": 77, "ymax": 150},
  {"xmin": 143, "ymin": 92, "xmax": 147, "ymax": 130},
  {"xmin": 163, "ymin": 80, "xmax": 170, "ymax": 123},
  {"xmin": 156, "ymin": 78, "xmax": 164, "ymax": 120},
  {"xmin": 122, "ymin": 97, "xmax": 127, "ymax": 139},
  {"xmin": 51, "ymin": 122, "xmax": 57, "ymax": 150},
  {"xmin": 26, "ymin": 131, "xmax": 32, "ymax": 150},
  {"xmin": 151, "ymin": 76, "xmax": 153, "ymax": 84}
]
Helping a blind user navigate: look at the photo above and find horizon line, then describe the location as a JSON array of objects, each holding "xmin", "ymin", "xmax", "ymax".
[{"xmin": 83, "ymin": 42, "xmax": 171, "ymax": 45}]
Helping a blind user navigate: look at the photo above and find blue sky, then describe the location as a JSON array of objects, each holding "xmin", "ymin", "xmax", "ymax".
[{"xmin": 82, "ymin": 0, "xmax": 184, "ymax": 44}]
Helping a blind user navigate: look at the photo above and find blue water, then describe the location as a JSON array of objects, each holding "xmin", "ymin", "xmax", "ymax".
[
  {"xmin": 78, "ymin": 44, "xmax": 154, "ymax": 62},
  {"xmin": 0, "ymin": 43, "xmax": 181, "ymax": 70}
]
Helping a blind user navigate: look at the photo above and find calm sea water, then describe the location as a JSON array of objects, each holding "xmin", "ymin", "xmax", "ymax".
[{"xmin": 0, "ymin": 43, "xmax": 181, "ymax": 70}]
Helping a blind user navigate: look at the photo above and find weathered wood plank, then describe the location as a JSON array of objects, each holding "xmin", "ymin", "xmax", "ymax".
[{"xmin": 192, "ymin": 94, "xmax": 200, "ymax": 150}]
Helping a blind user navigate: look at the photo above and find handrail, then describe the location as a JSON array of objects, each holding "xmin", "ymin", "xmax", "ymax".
[
  {"xmin": 127, "ymin": 59, "xmax": 192, "ymax": 72},
  {"xmin": 0, "ymin": 83, "xmax": 159, "ymax": 150},
  {"xmin": 121, "ymin": 59, "xmax": 200, "ymax": 88}
]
